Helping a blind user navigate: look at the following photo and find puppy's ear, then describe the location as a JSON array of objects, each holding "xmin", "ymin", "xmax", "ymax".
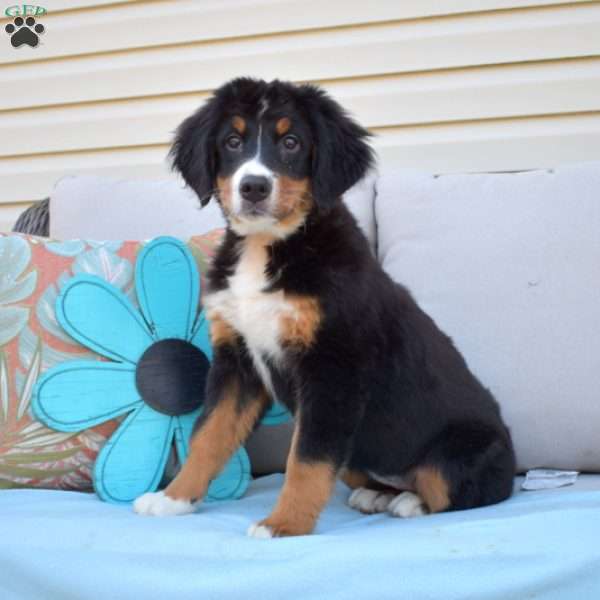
[
  {"xmin": 170, "ymin": 97, "xmax": 219, "ymax": 207},
  {"xmin": 303, "ymin": 86, "xmax": 374, "ymax": 212}
]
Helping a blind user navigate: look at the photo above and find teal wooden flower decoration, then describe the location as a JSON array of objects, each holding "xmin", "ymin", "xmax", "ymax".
[{"xmin": 32, "ymin": 237, "xmax": 290, "ymax": 504}]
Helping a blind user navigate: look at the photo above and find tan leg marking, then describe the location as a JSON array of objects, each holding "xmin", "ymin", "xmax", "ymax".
[
  {"xmin": 257, "ymin": 422, "xmax": 335, "ymax": 536},
  {"xmin": 209, "ymin": 311, "xmax": 237, "ymax": 347},
  {"xmin": 279, "ymin": 294, "xmax": 321, "ymax": 348},
  {"xmin": 165, "ymin": 383, "xmax": 266, "ymax": 502},
  {"xmin": 232, "ymin": 115, "xmax": 246, "ymax": 134},
  {"xmin": 339, "ymin": 469, "xmax": 371, "ymax": 490},
  {"xmin": 414, "ymin": 466, "xmax": 451, "ymax": 513},
  {"xmin": 275, "ymin": 117, "xmax": 291, "ymax": 136}
]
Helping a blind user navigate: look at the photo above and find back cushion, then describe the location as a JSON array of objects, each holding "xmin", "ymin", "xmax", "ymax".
[
  {"xmin": 376, "ymin": 163, "xmax": 600, "ymax": 473},
  {"xmin": 50, "ymin": 174, "xmax": 378, "ymax": 251}
]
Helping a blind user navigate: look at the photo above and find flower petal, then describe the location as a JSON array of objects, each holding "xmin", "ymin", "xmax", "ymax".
[
  {"xmin": 135, "ymin": 237, "xmax": 199, "ymax": 341},
  {"xmin": 261, "ymin": 401, "xmax": 293, "ymax": 426},
  {"xmin": 56, "ymin": 275, "xmax": 153, "ymax": 363},
  {"xmin": 135, "ymin": 236, "xmax": 200, "ymax": 339},
  {"xmin": 206, "ymin": 448, "xmax": 251, "ymax": 502},
  {"xmin": 94, "ymin": 403, "xmax": 175, "ymax": 503},
  {"xmin": 32, "ymin": 361, "xmax": 140, "ymax": 432},
  {"xmin": 174, "ymin": 410, "xmax": 251, "ymax": 502},
  {"xmin": 189, "ymin": 312, "xmax": 213, "ymax": 360},
  {"xmin": 173, "ymin": 408, "xmax": 202, "ymax": 461}
]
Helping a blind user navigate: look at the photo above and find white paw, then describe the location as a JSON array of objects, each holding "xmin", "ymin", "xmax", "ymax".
[
  {"xmin": 247, "ymin": 523, "xmax": 274, "ymax": 539},
  {"xmin": 133, "ymin": 491, "xmax": 196, "ymax": 517},
  {"xmin": 388, "ymin": 491, "xmax": 426, "ymax": 518},
  {"xmin": 348, "ymin": 487, "xmax": 396, "ymax": 514}
]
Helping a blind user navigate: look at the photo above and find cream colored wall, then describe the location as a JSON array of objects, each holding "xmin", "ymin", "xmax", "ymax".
[{"xmin": 1, "ymin": 0, "xmax": 599, "ymax": 231}]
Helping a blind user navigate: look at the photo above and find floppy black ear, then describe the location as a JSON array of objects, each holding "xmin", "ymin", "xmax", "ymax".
[
  {"xmin": 303, "ymin": 86, "xmax": 374, "ymax": 212},
  {"xmin": 170, "ymin": 97, "xmax": 220, "ymax": 207}
]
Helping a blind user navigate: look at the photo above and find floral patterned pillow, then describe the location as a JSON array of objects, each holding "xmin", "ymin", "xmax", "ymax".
[{"xmin": 0, "ymin": 231, "xmax": 222, "ymax": 492}]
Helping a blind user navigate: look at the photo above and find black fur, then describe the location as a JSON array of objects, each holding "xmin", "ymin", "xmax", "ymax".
[
  {"xmin": 298, "ymin": 85, "xmax": 374, "ymax": 211},
  {"xmin": 173, "ymin": 78, "xmax": 515, "ymax": 515}
]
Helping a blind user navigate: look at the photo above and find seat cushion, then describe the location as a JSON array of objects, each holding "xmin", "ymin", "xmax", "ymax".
[
  {"xmin": 375, "ymin": 163, "xmax": 600, "ymax": 472},
  {"xmin": 1, "ymin": 474, "xmax": 599, "ymax": 599}
]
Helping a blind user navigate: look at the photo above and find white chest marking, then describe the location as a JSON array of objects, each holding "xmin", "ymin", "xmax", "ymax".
[{"xmin": 204, "ymin": 236, "xmax": 296, "ymax": 394}]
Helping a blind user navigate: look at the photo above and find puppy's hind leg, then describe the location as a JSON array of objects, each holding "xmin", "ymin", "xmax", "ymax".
[{"xmin": 395, "ymin": 422, "xmax": 516, "ymax": 518}]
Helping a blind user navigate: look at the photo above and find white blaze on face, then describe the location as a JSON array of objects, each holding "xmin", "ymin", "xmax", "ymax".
[{"xmin": 230, "ymin": 121, "xmax": 280, "ymax": 236}]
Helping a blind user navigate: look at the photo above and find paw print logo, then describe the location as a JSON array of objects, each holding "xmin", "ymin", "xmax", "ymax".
[{"xmin": 5, "ymin": 16, "xmax": 45, "ymax": 48}]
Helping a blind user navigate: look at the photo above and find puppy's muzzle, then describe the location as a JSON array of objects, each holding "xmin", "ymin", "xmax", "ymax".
[{"xmin": 240, "ymin": 175, "xmax": 272, "ymax": 214}]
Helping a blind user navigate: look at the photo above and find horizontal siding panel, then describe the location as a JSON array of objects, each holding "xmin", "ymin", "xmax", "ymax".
[
  {"xmin": 0, "ymin": 147, "xmax": 172, "ymax": 204},
  {"xmin": 0, "ymin": 0, "xmax": 595, "ymax": 65},
  {"xmin": 2, "ymin": 59, "xmax": 600, "ymax": 157},
  {"xmin": 45, "ymin": 0, "xmax": 139, "ymax": 10},
  {"xmin": 0, "ymin": 202, "xmax": 32, "ymax": 232},
  {"xmin": 376, "ymin": 112, "xmax": 600, "ymax": 171},
  {"xmin": 1, "ymin": 4, "xmax": 600, "ymax": 110},
  {"xmin": 0, "ymin": 0, "xmax": 138, "ymax": 23},
  {"xmin": 3, "ymin": 113, "xmax": 600, "ymax": 204},
  {"xmin": 22, "ymin": 0, "xmax": 139, "ymax": 13}
]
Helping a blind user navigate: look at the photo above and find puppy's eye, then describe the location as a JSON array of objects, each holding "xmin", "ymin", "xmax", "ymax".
[
  {"xmin": 225, "ymin": 134, "xmax": 243, "ymax": 150},
  {"xmin": 281, "ymin": 135, "xmax": 300, "ymax": 152}
]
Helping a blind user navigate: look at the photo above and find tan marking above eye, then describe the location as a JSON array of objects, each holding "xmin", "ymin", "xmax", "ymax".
[
  {"xmin": 232, "ymin": 116, "xmax": 246, "ymax": 134},
  {"xmin": 276, "ymin": 117, "xmax": 291, "ymax": 136}
]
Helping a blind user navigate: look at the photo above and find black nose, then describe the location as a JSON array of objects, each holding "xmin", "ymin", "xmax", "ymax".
[{"xmin": 240, "ymin": 175, "xmax": 271, "ymax": 203}]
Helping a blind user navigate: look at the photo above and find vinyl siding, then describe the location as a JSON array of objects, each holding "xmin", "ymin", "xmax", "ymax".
[{"xmin": 1, "ymin": 0, "xmax": 599, "ymax": 230}]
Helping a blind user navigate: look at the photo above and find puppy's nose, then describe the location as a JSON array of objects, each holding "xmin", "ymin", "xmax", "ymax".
[{"xmin": 240, "ymin": 175, "xmax": 271, "ymax": 203}]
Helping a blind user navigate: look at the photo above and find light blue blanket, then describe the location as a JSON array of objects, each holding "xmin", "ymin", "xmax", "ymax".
[{"xmin": 2, "ymin": 474, "xmax": 600, "ymax": 599}]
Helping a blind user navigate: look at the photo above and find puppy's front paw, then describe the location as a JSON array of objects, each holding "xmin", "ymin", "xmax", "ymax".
[
  {"xmin": 133, "ymin": 491, "xmax": 196, "ymax": 517},
  {"xmin": 247, "ymin": 516, "xmax": 313, "ymax": 538},
  {"xmin": 247, "ymin": 522, "xmax": 274, "ymax": 539}
]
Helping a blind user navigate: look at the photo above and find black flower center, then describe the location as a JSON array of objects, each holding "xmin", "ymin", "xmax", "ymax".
[{"xmin": 135, "ymin": 339, "xmax": 209, "ymax": 416}]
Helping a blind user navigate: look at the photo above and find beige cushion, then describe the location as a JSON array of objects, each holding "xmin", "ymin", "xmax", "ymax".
[
  {"xmin": 49, "ymin": 173, "xmax": 378, "ymax": 250},
  {"xmin": 376, "ymin": 163, "xmax": 600, "ymax": 473},
  {"xmin": 50, "ymin": 175, "xmax": 225, "ymax": 240}
]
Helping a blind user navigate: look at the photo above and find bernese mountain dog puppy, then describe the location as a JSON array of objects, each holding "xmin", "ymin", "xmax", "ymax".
[{"xmin": 134, "ymin": 78, "xmax": 516, "ymax": 537}]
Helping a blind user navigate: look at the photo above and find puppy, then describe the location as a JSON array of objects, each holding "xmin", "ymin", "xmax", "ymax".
[{"xmin": 134, "ymin": 78, "xmax": 516, "ymax": 537}]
